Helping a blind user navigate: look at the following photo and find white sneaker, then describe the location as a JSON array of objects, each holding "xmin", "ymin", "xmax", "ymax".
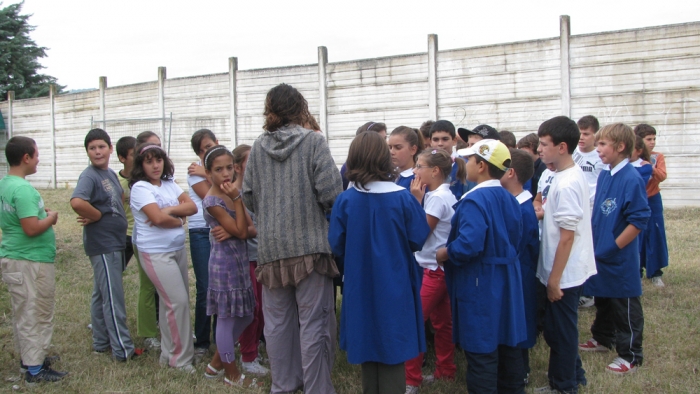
[
  {"xmin": 405, "ymin": 385, "xmax": 419, "ymax": 394},
  {"xmin": 651, "ymin": 277, "xmax": 665, "ymax": 287},
  {"xmin": 241, "ymin": 359, "xmax": 270, "ymax": 376},
  {"xmin": 178, "ymin": 364, "xmax": 196, "ymax": 374},
  {"xmin": 255, "ymin": 354, "xmax": 268, "ymax": 364},
  {"xmin": 578, "ymin": 296, "xmax": 594, "ymax": 308},
  {"xmin": 144, "ymin": 337, "xmax": 161, "ymax": 349}
]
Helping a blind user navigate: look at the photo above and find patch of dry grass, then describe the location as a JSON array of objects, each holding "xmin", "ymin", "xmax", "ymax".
[{"xmin": 1, "ymin": 189, "xmax": 699, "ymax": 393}]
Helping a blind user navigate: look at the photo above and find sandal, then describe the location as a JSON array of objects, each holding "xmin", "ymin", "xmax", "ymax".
[
  {"xmin": 224, "ymin": 373, "xmax": 263, "ymax": 389},
  {"xmin": 204, "ymin": 363, "xmax": 223, "ymax": 379}
]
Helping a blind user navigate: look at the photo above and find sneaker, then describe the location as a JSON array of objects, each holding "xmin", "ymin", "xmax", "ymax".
[
  {"xmin": 579, "ymin": 338, "xmax": 609, "ymax": 352},
  {"xmin": 24, "ymin": 367, "xmax": 68, "ymax": 385},
  {"xmin": 405, "ymin": 385, "xmax": 419, "ymax": 394},
  {"xmin": 144, "ymin": 337, "xmax": 161, "ymax": 349},
  {"xmin": 92, "ymin": 348, "xmax": 110, "ymax": 355},
  {"xmin": 606, "ymin": 357, "xmax": 638, "ymax": 375},
  {"xmin": 194, "ymin": 347, "xmax": 209, "ymax": 364},
  {"xmin": 255, "ymin": 354, "xmax": 268, "ymax": 365},
  {"xmin": 116, "ymin": 348, "xmax": 147, "ymax": 362},
  {"xmin": 87, "ymin": 323, "xmax": 92, "ymax": 330},
  {"xmin": 20, "ymin": 355, "xmax": 60, "ymax": 374},
  {"xmin": 179, "ymin": 364, "xmax": 196, "ymax": 374},
  {"xmin": 578, "ymin": 296, "xmax": 594, "ymax": 308},
  {"xmin": 241, "ymin": 359, "xmax": 270, "ymax": 375},
  {"xmin": 651, "ymin": 277, "xmax": 665, "ymax": 287},
  {"xmin": 422, "ymin": 375, "xmax": 435, "ymax": 385},
  {"xmin": 533, "ymin": 386, "xmax": 558, "ymax": 393}
]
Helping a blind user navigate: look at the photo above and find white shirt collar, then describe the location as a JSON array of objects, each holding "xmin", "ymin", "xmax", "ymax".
[
  {"xmin": 630, "ymin": 158, "xmax": 643, "ymax": 168},
  {"xmin": 399, "ymin": 168, "xmax": 414, "ymax": 177},
  {"xmin": 427, "ymin": 183, "xmax": 451, "ymax": 197},
  {"xmin": 461, "ymin": 179, "xmax": 501, "ymax": 199},
  {"xmin": 451, "ymin": 150, "xmax": 459, "ymax": 158},
  {"xmin": 516, "ymin": 190, "xmax": 533, "ymax": 204},
  {"xmin": 353, "ymin": 181, "xmax": 404, "ymax": 194},
  {"xmin": 605, "ymin": 158, "xmax": 629, "ymax": 176}
]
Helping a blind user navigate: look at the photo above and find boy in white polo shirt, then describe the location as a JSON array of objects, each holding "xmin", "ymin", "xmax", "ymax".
[{"xmin": 536, "ymin": 116, "xmax": 597, "ymax": 394}]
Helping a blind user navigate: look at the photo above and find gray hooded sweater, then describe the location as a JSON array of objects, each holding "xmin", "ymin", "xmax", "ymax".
[{"xmin": 242, "ymin": 124, "xmax": 343, "ymax": 265}]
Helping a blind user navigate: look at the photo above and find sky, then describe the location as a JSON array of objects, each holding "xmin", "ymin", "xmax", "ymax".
[{"xmin": 13, "ymin": 0, "xmax": 700, "ymax": 90}]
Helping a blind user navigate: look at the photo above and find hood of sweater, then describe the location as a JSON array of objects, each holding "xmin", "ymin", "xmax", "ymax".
[{"xmin": 259, "ymin": 124, "xmax": 313, "ymax": 162}]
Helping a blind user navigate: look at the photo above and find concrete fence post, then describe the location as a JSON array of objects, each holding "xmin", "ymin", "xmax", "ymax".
[
  {"xmin": 229, "ymin": 57, "xmax": 238, "ymax": 147},
  {"xmin": 560, "ymin": 15, "xmax": 571, "ymax": 118},
  {"xmin": 7, "ymin": 91, "xmax": 14, "ymax": 138},
  {"xmin": 318, "ymin": 46, "xmax": 329, "ymax": 139},
  {"xmin": 428, "ymin": 34, "xmax": 439, "ymax": 121},
  {"xmin": 49, "ymin": 84, "xmax": 57, "ymax": 188},
  {"xmin": 158, "ymin": 67, "xmax": 167, "ymax": 145},
  {"xmin": 99, "ymin": 76, "xmax": 107, "ymax": 127}
]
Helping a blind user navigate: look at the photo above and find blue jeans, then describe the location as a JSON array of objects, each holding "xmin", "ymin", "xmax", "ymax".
[
  {"xmin": 189, "ymin": 228, "xmax": 215, "ymax": 349},
  {"xmin": 543, "ymin": 284, "xmax": 586, "ymax": 393}
]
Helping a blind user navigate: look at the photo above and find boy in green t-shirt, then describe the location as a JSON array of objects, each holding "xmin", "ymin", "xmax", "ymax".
[{"xmin": 0, "ymin": 136, "xmax": 68, "ymax": 384}]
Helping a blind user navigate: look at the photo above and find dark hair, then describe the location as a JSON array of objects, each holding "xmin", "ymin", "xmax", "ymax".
[
  {"xmin": 5, "ymin": 136, "xmax": 36, "ymax": 166},
  {"xmin": 429, "ymin": 120, "xmax": 456, "ymax": 139},
  {"xmin": 508, "ymin": 148, "xmax": 534, "ymax": 185},
  {"xmin": 390, "ymin": 126, "xmax": 424, "ymax": 163},
  {"xmin": 231, "ymin": 144, "xmax": 252, "ymax": 182},
  {"xmin": 634, "ymin": 123, "xmax": 657, "ymax": 138},
  {"xmin": 263, "ymin": 83, "xmax": 312, "ymax": 132},
  {"xmin": 537, "ymin": 116, "xmax": 579, "ymax": 155},
  {"xmin": 190, "ymin": 129, "xmax": 218, "ymax": 155},
  {"xmin": 346, "ymin": 131, "xmax": 396, "ymax": 190},
  {"xmin": 419, "ymin": 120, "xmax": 434, "ymax": 140},
  {"xmin": 577, "ymin": 115, "xmax": 600, "ymax": 132},
  {"xmin": 475, "ymin": 155, "xmax": 508, "ymax": 180},
  {"xmin": 516, "ymin": 133, "xmax": 539, "ymax": 152},
  {"xmin": 635, "ymin": 136, "xmax": 651, "ymax": 162},
  {"xmin": 84, "ymin": 128, "xmax": 111, "ymax": 149},
  {"xmin": 498, "ymin": 131, "xmax": 517, "ymax": 149},
  {"xmin": 418, "ymin": 148, "xmax": 466, "ymax": 184},
  {"xmin": 136, "ymin": 131, "xmax": 160, "ymax": 145},
  {"xmin": 203, "ymin": 145, "xmax": 233, "ymax": 171},
  {"xmin": 356, "ymin": 121, "xmax": 387, "ymax": 136},
  {"xmin": 129, "ymin": 143, "xmax": 175, "ymax": 187},
  {"xmin": 308, "ymin": 115, "xmax": 321, "ymax": 131},
  {"xmin": 116, "ymin": 136, "xmax": 136, "ymax": 159}
]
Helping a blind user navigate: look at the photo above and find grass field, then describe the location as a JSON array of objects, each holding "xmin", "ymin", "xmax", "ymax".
[{"xmin": 1, "ymin": 188, "xmax": 699, "ymax": 393}]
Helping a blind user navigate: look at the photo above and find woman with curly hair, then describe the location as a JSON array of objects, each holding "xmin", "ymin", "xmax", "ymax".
[{"xmin": 242, "ymin": 83, "xmax": 342, "ymax": 393}]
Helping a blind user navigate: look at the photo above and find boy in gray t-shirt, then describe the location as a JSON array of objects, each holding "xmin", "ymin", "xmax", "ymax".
[{"xmin": 70, "ymin": 128, "xmax": 138, "ymax": 361}]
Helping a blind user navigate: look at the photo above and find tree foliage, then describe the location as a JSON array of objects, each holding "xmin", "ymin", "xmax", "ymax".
[{"xmin": 0, "ymin": 1, "xmax": 63, "ymax": 100}]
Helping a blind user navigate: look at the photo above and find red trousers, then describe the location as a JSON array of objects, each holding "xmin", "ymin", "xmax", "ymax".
[
  {"xmin": 238, "ymin": 261, "xmax": 264, "ymax": 362},
  {"xmin": 405, "ymin": 268, "xmax": 456, "ymax": 386}
]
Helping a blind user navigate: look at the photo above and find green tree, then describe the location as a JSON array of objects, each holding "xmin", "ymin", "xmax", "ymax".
[{"xmin": 0, "ymin": 1, "xmax": 63, "ymax": 100}]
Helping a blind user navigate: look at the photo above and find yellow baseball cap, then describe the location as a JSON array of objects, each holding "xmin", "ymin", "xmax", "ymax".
[{"xmin": 457, "ymin": 139, "xmax": 511, "ymax": 171}]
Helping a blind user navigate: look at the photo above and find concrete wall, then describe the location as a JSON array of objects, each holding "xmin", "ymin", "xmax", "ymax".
[{"xmin": 2, "ymin": 17, "xmax": 699, "ymax": 207}]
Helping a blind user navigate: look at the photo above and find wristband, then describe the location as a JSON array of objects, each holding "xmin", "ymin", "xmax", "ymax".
[{"xmin": 232, "ymin": 193, "xmax": 242, "ymax": 201}]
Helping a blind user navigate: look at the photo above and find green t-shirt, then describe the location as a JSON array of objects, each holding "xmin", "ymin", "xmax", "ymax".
[
  {"xmin": 118, "ymin": 170, "xmax": 134, "ymax": 236},
  {"xmin": 0, "ymin": 175, "xmax": 56, "ymax": 263}
]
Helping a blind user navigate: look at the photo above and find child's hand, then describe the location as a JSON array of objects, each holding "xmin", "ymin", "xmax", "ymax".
[
  {"xmin": 436, "ymin": 247, "xmax": 449, "ymax": 265},
  {"xmin": 546, "ymin": 280, "xmax": 564, "ymax": 302},
  {"xmin": 188, "ymin": 162, "xmax": 207, "ymax": 177},
  {"xmin": 211, "ymin": 225, "xmax": 232, "ymax": 242},
  {"xmin": 46, "ymin": 209, "xmax": 59, "ymax": 225},
  {"xmin": 220, "ymin": 182, "xmax": 241, "ymax": 201},
  {"xmin": 76, "ymin": 215, "xmax": 94, "ymax": 226},
  {"xmin": 534, "ymin": 205, "xmax": 544, "ymax": 220},
  {"xmin": 410, "ymin": 176, "xmax": 426, "ymax": 202}
]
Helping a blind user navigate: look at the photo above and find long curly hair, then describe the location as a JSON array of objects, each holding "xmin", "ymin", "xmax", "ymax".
[
  {"xmin": 129, "ymin": 143, "xmax": 175, "ymax": 187},
  {"xmin": 263, "ymin": 84, "xmax": 313, "ymax": 132}
]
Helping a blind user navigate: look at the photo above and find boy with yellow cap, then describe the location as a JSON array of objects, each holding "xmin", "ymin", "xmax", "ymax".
[{"xmin": 437, "ymin": 139, "xmax": 526, "ymax": 394}]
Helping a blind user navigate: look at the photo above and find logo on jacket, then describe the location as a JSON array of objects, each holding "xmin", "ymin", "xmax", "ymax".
[{"xmin": 600, "ymin": 198, "xmax": 617, "ymax": 216}]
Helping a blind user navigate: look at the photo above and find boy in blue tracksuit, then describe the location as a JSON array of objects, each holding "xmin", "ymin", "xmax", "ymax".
[
  {"xmin": 580, "ymin": 123, "xmax": 651, "ymax": 375},
  {"xmin": 500, "ymin": 148, "xmax": 540, "ymax": 379},
  {"xmin": 437, "ymin": 139, "xmax": 526, "ymax": 394}
]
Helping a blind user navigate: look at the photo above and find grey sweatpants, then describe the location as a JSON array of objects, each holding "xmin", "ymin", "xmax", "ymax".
[
  {"xmin": 89, "ymin": 251, "xmax": 135, "ymax": 360},
  {"xmin": 263, "ymin": 270, "xmax": 337, "ymax": 394}
]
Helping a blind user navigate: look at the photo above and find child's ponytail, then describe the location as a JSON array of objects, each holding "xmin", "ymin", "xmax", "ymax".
[{"xmin": 454, "ymin": 157, "xmax": 467, "ymax": 184}]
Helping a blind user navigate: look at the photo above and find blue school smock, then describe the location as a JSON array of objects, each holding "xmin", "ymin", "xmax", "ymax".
[
  {"xmin": 641, "ymin": 192, "xmax": 669, "ymax": 277},
  {"xmin": 444, "ymin": 180, "xmax": 526, "ymax": 354},
  {"xmin": 328, "ymin": 181, "xmax": 430, "ymax": 365},
  {"xmin": 516, "ymin": 191, "xmax": 540, "ymax": 349},
  {"xmin": 396, "ymin": 168, "xmax": 415, "ymax": 190},
  {"xmin": 584, "ymin": 162, "xmax": 651, "ymax": 298}
]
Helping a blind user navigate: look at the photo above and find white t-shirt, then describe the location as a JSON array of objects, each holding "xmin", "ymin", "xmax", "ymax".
[
  {"xmin": 130, "ymin": 180, "xmax": 187, "ymax": 253},
  {"xmin": 573, "ymin": 147, "xmax": 603, "ymax": 208},
  {"xmin": 537, "ymin": 166, "xmax": 597, "ymax": 289},
  {"xmin": 187, "ymin": 161, "xmax": 208, "ymax": 229},
  {"xmin": 415, "ymin": 184, "xmax": 457, "ymax": 271},
  {"xmin": 537, "ymin": 168, "xmax": 555, "ymax": 210}
]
